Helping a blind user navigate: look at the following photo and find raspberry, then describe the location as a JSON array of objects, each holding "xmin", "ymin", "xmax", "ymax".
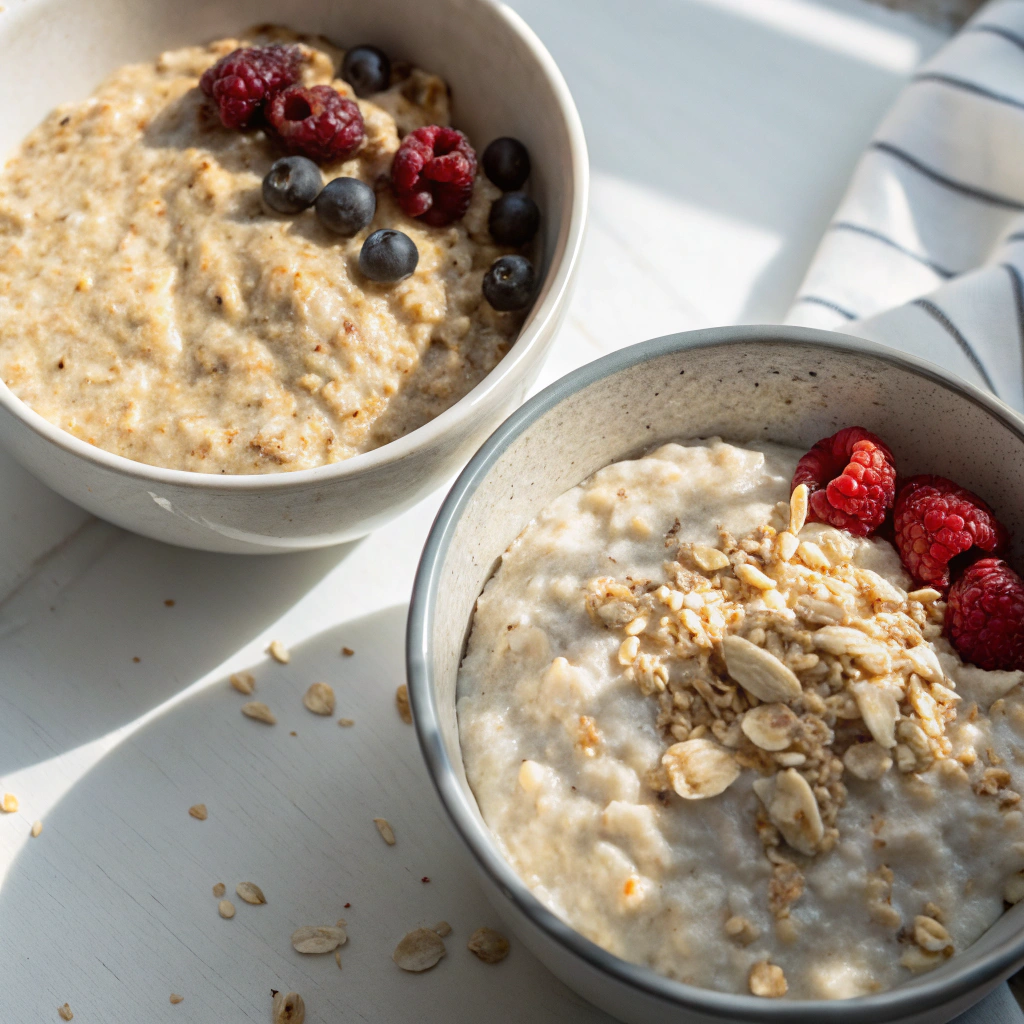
[
  {"xmin": 200, "ymin": 44, "xmax": 301, "ymax": 129},
  {"xmin": 946, "ymin": 558, "xmax": 1024, "ymax": 670},
  {"xmin": 391, "ymin": 126, "xmax": 477, "ymax": 226},
  {"xmin": 791, "ymin": 427, "xmax": 896, "ymax": 536},
  {"xmin": 265, "ymin": 85, "xmax": 365, "ymax": 164},
  {"xmin": 893, "ymin": 476, "xmax": 1008, "ymax": 588}
]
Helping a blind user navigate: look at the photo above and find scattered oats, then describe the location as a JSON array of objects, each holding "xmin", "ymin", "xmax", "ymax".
[
  {"xmin": 188, "ymin": 803, "xmax": 208, "ymax": 821},
  {"xmin": 30, "ymin": 820, "xmax": 42, "ymax": 838},
  {"xmin": 692, "ymin": 544, "xmax": 730, "ymax": 572},
  {"xmin": 374, "ymin": 818, "xmax": 397, "ymax": 845},
  {"xmin": 338, "ymin": 717, "xmax": 355, "ymax": 727},
  {"xmin": 169, "ymin": 994, "xmax": 183, "ymax": 1005},
  {"xmin": 268, "ymin": 640, "xmax": 290, "ymax": 664},
  {"xmin": 393, "ymin": 927, "xmax": 446, "ymax": 971},
  {"xmin": 749, "ymin": 960, "xmax": 788, "ymax": 998},
  {"xmin": 241, "ymin": 701, "xmax": 276, "ymax": 725},
  {"xmin": 2, "ymin": 793, "xmax": 18, "ymax": 813},
  {"xmin": 901, "ymin": 946, "xmax": 944, "ymax": 973},
  {"xmin": 57, "ymin": 1004, "xmax": 73, "ymax": 1021},
  {"xmin": 467, "ymin": 926, "xmax": 510, "ymax": 963},
  {"xmin": 229, "ymin": 671, "xmax": 255, "ymax": 695},
  {"xmin": 218, "ymin": 900, "xmax": 235, "ymax": 919},
  {"xmin": 291, "ymin": 925, "xmax": 347, "ymax": 954},
  {"xmin": 789, "ymin": 483, "xmax": 808, "ymax": 535},
  {"xmin": 236, "ymin": 881, "xmax": 266, "ymax": 905},
  {"xmin": 212, "ymin": 882, "xmax": 226, "ymax": 898},
  {"xmin": 341, "ymin": 647, "xmax": 354, "ymax": 656},
  {"xmin": 272, "ymin": 990, "xmax": 305, "ymax": 1024},
  {"xmin": 335, "ymin": 948, "xmax": 343, "ymax": 969},
  {"xmin": 396, "ymin": 684, "xmax": 413, "ymax": 724},
  {"xmin": 908, "ymin": 587, "xmax": 943, "ymax": 604},
  {"xmin": 303, "ymin": 682, "xmax": 335, "ymax": 716},
  {"xmin": 433, "ymin": 921, "xmax": 452, "ymax": 937}
]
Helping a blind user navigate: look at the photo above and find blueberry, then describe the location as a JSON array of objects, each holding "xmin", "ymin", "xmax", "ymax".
[
  {"xmin": 488, "ymin": 191, "xmax": 540, "ymax": 246},
  {"xmin": 341, "ymin": 45, "xmax": 391, "ymax": 98},
  {"xmin": 315, "ymin": 177, "xmax": 376, "ymax": 236},
  {"xmin": 359, "ymin": 229, "xmax": 418, "ymax": 282},
  {"xmin": 482, "ymin": 137, "xmax": 530, "ymax": 191},
  {"xmin": 483, "ymin": 255, "xmax": 535, "ymax": 311},
  {"xmin": 261, "ymin": 156, "xmax": 322, "ymax": 214}
]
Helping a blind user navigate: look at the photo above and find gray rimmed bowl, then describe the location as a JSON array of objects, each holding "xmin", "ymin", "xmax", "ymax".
[{"xmin": 407, "ymin": 325, "xmax": 1024, "ymax": 1024}]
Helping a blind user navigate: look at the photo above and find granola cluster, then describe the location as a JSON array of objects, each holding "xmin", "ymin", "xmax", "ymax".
[{"xmin": 583, "ymin": 484, "xmax": 1016, "ymax": 987}]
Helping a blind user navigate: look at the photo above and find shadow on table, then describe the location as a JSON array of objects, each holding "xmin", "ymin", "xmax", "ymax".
[
  {"xmin": 0, "ymin": 605, "xmax": 609, "ymax": 1024},
  {"xmin": 0, "ymin": 513, "xmax": 357, "ymax": 777},
  {"xmin": 509, "ymin": 0, "xmax": 941, "ymax": 328}
]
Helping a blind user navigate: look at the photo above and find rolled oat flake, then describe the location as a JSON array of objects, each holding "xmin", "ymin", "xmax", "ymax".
[
  {"xmin": 272, "ymin": 990, "xmax": 305, "ymax": 1024},
  {"xmin": 236, "ymin": 881, "xmax": 266, "ymax": 905},
  {"xmin": 393, "ymin": 927, "xmax": 446, "ymax": 972},
  {"xmin": 467, "ymin": 926, "xmax": 510, "ymax": 963}
]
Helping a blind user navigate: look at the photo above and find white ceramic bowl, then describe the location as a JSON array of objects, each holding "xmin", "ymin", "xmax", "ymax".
[
  {"xmin": 408, "ymin": 326, "xmax": 1024, "ymax": 1024},
  {"xmin": 0, "ymin": 0, "xmax": 587, "ymax": 553}
]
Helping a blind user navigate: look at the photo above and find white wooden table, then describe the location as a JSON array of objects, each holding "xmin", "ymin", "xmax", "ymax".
[{"xmin": 0, "ymin": 2, "xmax": 948, "ymax": 1021}]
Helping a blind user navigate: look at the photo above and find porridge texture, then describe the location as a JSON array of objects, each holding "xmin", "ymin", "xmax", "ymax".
[
  {"xmin": 0, "ymin": 29, "xmax": 523, "ymax": 473},
  {"xmin": 457, "ymin": 440, "xmax": 1024, "ymax": 999}
]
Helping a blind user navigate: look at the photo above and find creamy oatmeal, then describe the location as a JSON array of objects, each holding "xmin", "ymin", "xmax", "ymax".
[
  {"xmin": 0, "ymin": 28, "xmax": 525, "ymax": 473},
  {"xmin": 457, "ymin": 440, "xmax": 1024, "ymax": 999}
]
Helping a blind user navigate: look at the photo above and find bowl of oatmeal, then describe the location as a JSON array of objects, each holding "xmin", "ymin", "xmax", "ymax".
[
  {"xmin": 407, "ymin": 325, "xmax": 1024, "ymax": 1023},
  {"xmin": 0, "ymin": 0, "xmax": 586, "ymax": 552}
]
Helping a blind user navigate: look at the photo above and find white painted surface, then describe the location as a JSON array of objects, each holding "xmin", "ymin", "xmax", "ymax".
[{"xmin": 0, "ymin": 1, "xmax": 946, "ymax": 1021}]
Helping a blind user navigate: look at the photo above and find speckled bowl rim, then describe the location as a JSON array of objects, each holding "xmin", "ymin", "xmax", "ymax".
[
  {"xmin": 407, "ymin": 324, "xmax": 1024, "ymax": 1023},
  {"xmin": 0, "ymin": 0, "xmax": 588, "ymax": 492}
]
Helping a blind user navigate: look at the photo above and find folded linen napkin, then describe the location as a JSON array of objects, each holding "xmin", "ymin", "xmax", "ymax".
[
  {"xmin": 788, "ymin": 4, "xmax": 1024, "ymax": 1018},
  {"xmin": 787, "ymin": 0, "xmax": 1024, "ymax": 414}
]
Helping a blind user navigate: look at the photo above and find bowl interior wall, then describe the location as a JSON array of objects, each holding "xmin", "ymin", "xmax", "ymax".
[{"xmin": 430, "ymin": 334, "xmax": 1024, "ymax": 802}]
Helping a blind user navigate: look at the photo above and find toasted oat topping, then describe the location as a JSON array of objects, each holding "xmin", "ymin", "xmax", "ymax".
[
  {"xmin": 587, "ymin": 488, "xmax": 979, "ymax": 920},
  {"xmin": 235, "ymin": 881, "xmax": 266, "ymax": 905},
  {"xmin": 749, "ymin": 960, "xmax": 788, "ymax": 997},
  {"xmin": 303, "ymin": 682, "xmax": 335, "ymax": 716}
]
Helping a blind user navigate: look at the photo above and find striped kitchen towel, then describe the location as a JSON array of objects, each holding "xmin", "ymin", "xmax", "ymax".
[{"xmin": 787, "ymin": 0, "xmax": 1024, "ymax": 412}]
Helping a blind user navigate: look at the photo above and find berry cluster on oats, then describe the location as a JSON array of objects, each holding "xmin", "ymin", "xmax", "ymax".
[{"xmin": 585, "ymin": 484, "xmax": 1009, "ymax": 954}]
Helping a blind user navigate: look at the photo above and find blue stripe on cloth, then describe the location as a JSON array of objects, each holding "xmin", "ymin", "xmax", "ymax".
[
  {"xmin": 913, "ymin": 297, "xmax": 997, "ymax": 393},
  {"xmin": 830, "ymin": 221, "xmax": 955, "ymax": 278},
  {"xmin": 794, "ymin": 295, "xmax": 856, "ymax": 319}
]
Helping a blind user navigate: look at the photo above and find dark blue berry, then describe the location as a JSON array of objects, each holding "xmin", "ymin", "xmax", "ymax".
[
  {"xmin": 482, "ymin": 137, "xmax": 530, "ymax": 191},
  {"xmin": 483, "ymin": 255, "xmax": 534, "ymax": 311},
  {"xmin": 261, "ymin": 156, "xmax": 322, "ymax": 214},
  {"xmin": 342, "ymin": 45, "xmax": 391, "ymax": 98},
  {"xmin": 315, "ymin": 177, "xmax": 376, "ymax": 236},
  {"xmin": 359, "ymin": 229, "xmax": 418, "ymax": 282},
  {"xmin": 488, "ymin": 191, "xmax": 539, "ymax": 246}
]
